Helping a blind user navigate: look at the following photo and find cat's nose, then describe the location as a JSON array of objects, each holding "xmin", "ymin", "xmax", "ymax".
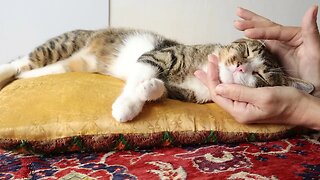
[{"xmin": 235, "ymin": 65, "xmax": 247, "ymax": 73}]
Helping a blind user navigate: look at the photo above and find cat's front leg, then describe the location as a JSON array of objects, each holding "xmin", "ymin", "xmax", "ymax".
[
  {"xmin": 112, "ymin": 78, "xmax": 165, "ymax": 122},
  {"xmin": 112, "ymin": 94, "xmax": 144, "ymax": 122},
  {"xmin": 111, "ymin": 62, "xmax": 165, "ymax": 122},
  {"xmin": 137, "ymin": 78, "xmax": 166, "ymax": 101}
]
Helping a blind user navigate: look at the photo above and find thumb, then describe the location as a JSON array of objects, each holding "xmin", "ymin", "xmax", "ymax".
[
  {"xmin": 302, "ymin": 5, "xmax": 320, "ymax": 49},
  {"xmin": 215, "ymin": 84, "xmax": 258, "ymax": 103}
]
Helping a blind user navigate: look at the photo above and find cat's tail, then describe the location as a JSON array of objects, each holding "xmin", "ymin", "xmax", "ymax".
[{"xmin": 0, "ymin": 30, "xmax": 94, "ymax": 86}]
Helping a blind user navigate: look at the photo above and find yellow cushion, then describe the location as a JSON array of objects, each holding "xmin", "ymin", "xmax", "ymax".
[{"xmin": 0, "ymin": 73, "xmax": 298, "ymax": 154}]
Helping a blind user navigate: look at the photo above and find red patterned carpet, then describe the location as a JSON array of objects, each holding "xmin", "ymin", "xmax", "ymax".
[{"xmin": 1, "ymin": 132, "xmax": 319, "ymax": 179}]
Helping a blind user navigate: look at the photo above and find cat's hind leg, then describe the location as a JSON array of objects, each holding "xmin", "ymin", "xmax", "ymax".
[
  {"xmin": 17, "ymin": 49, "xmax": 99, "ymax": 79},
  {"xmin": 17, "ymin": 61, "xmax": 68, "ymax": 79},
  {"xmin": 0, "ymin": 64, "xmax": 16, "ymax": 88},
  {"xmin": 0, "ymin": 56, "xmax": 32, "ymax": 88},
  {"xmin": 111, "ymin": 63, "xmax": 166, "ymax": 122}
]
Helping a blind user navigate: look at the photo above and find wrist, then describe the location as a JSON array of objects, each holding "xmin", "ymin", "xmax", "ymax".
[{"xmin": 298, "ymin": 94, "xmax": 320, "ymax": 130}]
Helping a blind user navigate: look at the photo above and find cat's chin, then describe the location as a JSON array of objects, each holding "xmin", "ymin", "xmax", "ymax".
[
  {"xmin": 220, "ymin": 78, "xmax": 251, "ymax": 87},
  {"xmin": 219, "ymin": 75, "xmax": 251, "ymax": 87},
  {"xmin": 219, "ymin": 74, "xmax": 234, "ymax": 84}
]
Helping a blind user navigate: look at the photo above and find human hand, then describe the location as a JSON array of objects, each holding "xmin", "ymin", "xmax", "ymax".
[
  {"xmin": 234, "ymin": 5, "xmax": 320, "ymax": 96},
  {"xmin": 195, "ymin": 54, "xmax": 316, "ymax": 128}
]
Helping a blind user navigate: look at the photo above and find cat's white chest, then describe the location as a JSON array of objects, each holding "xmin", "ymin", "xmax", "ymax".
[
  {"xmin": 179, "ymin": 75, "xmax": 211, "ymax": 103},
  {"xmin": 107, "ymin": 33, "xmax": 157, "ymax": 80}
]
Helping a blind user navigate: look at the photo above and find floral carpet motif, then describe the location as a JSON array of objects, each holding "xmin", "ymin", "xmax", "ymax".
[{"xmin": 0, "ymin": 132, "xmax": 319, "ymax": 179}]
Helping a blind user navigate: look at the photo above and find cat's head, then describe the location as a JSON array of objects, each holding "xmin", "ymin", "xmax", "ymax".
[{"xmin": 215, "ymin": 38, "xmax": 314, "ymax": 93}]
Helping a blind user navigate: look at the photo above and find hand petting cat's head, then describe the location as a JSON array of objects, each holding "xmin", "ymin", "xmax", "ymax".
[{"xmin": 216, "ymin": 38, "xmax": 314, "ymax": 93}]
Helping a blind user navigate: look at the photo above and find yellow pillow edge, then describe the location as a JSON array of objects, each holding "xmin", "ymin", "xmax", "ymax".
[
  {"xmin": 0, "ymin": 72, "xmax": 294, "ymax": 141},
  {"xmin": 0, "ymin": 121, "xmax": 294, "ymax": 141}
]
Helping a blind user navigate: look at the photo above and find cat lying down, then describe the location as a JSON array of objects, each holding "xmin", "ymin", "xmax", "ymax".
[{"xmin": 0, "ymin": 28, "xmax": 314, "ymax": 122}]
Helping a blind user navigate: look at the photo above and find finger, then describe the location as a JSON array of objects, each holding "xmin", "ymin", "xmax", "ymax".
[
  {"xmin": 244, "ymin": 26, "xmax": 300, "ymax": 42},
  {"xmin": 236, "ymin": 7, "xmax": 270, "ymax": 21},
  {"xmin": 262, "ymin": 40, "xmax": 292, "ymax": 63},
  {"xmin": 234, "ymin": 20, "xmax": 271, "ymax": 31},
  {"xmin": 201, "ymin": 55, "xmax": 258, "ymax": 120},
  {"xmin": 194, "ymin": 70, "xmax": 208, "ymax": 87},
  {"xmin": 243, "ymin": 26, "xmax": 301, "ymax": 60},
  {"xmin": 302, "ymin": 5, "xmax": 320, "ymax": 51},
  {"xmin": 206, "ymin": 54, "xmax": 220, "ymax": 89},
  {"xmin": 215, "ymin": 84, "xmax": 259, "ymax": 103},
  {"xmin": 205, "ymin": 55, "xmax": 237, "ymax": 109},
  {"xmin": 302, "ymin": 5, "xmax": 319, "ymax": 35},
  {"xmin": 224, "ymin": 95, "xmax": 275, "ymax": 124},
  {"xmin": 233, "ymin": 19, "xmax": 296, "ymax": 57},
  {"xmin": 194, "ymin": 54, "xmax": 220, "ymax": 88},
  {"xmin": 205, "ymin": 58, "xmax": 267, "ymax": 122},
  {"xmin": 215, "ymin": 92, "xmax": 265, "ymax": 124}
]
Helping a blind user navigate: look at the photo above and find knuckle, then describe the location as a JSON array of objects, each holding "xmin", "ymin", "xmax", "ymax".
[
  {"xmin": 260, "ymin": 89, "xmax": 275, "ymax": 103},
  {"xmin": 237, "ymin": 88, "xmax": 247, "ymax": 101},
  {"xmin": 231, "ymin": 88, "xmax": 243, "ymax": 101},
  {"xmin": 235, "ymin": 116, "xmax": 250, "ymax": 124},
  {"xmin": 231, "ymin": 111, "xmax": 250, "ymax": 124}
]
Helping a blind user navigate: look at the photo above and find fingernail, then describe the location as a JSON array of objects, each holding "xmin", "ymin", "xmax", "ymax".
[
  {"xmin": 208, "ymin": 55, "xmax": 214, "ymax": 63},
  {"xmin": 194, "ymin": 70, "xmax": 201, "ymax": 76},
  {"xmin": 208, "ymin": 54, "xmax": 218, "ymax": 63},
  {"xmin": 313, "ymin": 5, "xmax": 318, "ymax": 19}
]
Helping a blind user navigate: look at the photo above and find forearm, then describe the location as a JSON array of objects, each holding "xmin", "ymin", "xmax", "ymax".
[{"xmin": 299, "ymin": 94, "xmax": 320, "ymax": 130}]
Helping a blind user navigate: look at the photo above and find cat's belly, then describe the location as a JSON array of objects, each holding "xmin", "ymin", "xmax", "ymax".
[{"xmin": 178, "ymin": 75, "xmax": 211, "ymax": 103}]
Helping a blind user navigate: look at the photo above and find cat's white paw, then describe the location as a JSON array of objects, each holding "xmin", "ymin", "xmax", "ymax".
[
  {"xmin": 0, "ymin": 64, "xmax": 16, "ymax": 83},
  {"xmin": 137, "ymin": 78, "xmax": 165, "ymax": 101},
  {"xmin": 112, "ymin": 95, "xmax": 144, "ymax": 122}
]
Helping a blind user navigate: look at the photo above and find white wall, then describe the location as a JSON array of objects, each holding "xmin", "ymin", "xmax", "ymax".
[
  {"xmin": 0, "ymin": 0, "xmax": 109, "ymax": 63},
  {"xmin": 2, "ymin": 0, "xmax": 319, "ymax": 64},
  {"xmin": 110, "ymin": 0, "xmax": 319, "ymax": 44}
]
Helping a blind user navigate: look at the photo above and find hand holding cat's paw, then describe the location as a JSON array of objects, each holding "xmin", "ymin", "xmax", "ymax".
[{"xmin": 112, "ymin": 95, "xmax": 144, "ymax": 122}]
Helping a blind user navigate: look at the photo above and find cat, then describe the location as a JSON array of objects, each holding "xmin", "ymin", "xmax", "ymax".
[{"xmin": 0, "ymin": 28, "xmax": 314, "ymax": 122}]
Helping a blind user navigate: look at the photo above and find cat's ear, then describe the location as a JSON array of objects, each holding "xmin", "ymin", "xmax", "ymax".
[{"xmin": 286, "ymin": 77, "xmax": 314, "ymax": 94}]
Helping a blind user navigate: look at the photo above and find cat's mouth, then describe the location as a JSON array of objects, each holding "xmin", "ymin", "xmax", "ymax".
[
  {"xmin": 232, "ymin": 71, "xmax": 246, "ymax": 85},
  {"xmin": 219, "ymin": 64, "xmax": 256, "ymax": 87},
  {"xmin": 225, "ymin": 70, "xmax": 255, "ymax": 87},
  {"xmin": 234, "ymin": 72, "xmax": 257, "ymax": 87}
]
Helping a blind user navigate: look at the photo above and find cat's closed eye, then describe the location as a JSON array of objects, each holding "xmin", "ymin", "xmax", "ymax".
[
  {"xmin": 244, "ymin": 47, "xmax": 250, "ymax": 58},
  {"xmin": 252, "ymin": 71, "xmax": 265, "ymax": 80}
]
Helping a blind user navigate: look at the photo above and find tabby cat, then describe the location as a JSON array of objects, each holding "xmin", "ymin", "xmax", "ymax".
[{"xmin": 0, "ymin": 28, "xmax": 314, "ymax": 122}]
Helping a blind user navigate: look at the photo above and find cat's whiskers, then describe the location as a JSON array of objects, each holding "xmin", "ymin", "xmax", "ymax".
[
  {"xmin": 256, "ymin": 73, "xmax": 271, "ymax": 85},
  {"xmin": 267, "ymin": 71, "xmax": 283, "ymax": 75},
  {"xmin": 239, "ymin": 75, "xmax": 247, "ymax": 86},
  {"xmin": 271, "ymin": 67, "xmax": 296, "ymax": 75},
  {"xmin": 269, "ymin": 67, "xmax": 283, "ymax": 72}
]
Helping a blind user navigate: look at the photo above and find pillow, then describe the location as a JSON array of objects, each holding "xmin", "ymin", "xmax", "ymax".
[{"xmin": 0, "ymin": 73, "xmax": 306, "ymax": 154}]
